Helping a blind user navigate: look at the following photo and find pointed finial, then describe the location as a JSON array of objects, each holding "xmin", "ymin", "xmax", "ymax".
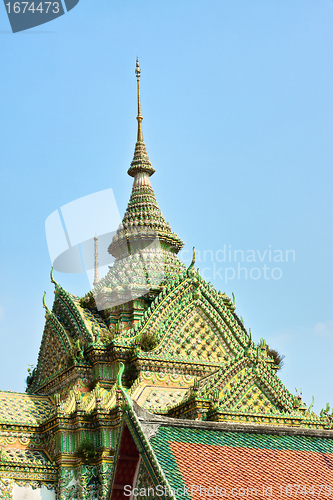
[
  {"xmin": 117, "ymin": 362, "xmax": 132, "ymax": 408},
  {"xmin": 128, "ymin": 58, "xmax": 155, "ymax": 178},
  {"xmin": 42, "ymin": 292, "xmax": 51, "ymax": 315},
  {"xmin": 187, "ymin": 247, "xmax": 196, "ymax": 274},
  {"xmin": 50, "ymin": 267, "xmax": 59, "ymax": 287},
  {"xmin": 93, "ymin": 236, "xmax": 99, "ymax": 286},
  {"xmin": 135, "ymin": 56, "xmax": 143, "ymax": 142}
]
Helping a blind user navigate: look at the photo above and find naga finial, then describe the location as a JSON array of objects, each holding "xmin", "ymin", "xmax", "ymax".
[
  {"xmin": 135, "ymin": 56, "xmax": 143, "ymax": 142},
  {"xmin": 187, "ymin": 247, "xmax": 196, "ymax": 274},
  {"xmin": 308, "ymin": 395, "xmax": 315, "ymax": 413},
  {"xmin": 50, "ymin": 267, "xmax": 54, "ymax": 282},
  {"xmin": 42, "ymin": 292, "xmax": 51, "ymax": 315},
  {"xmin": 117, "ymin": 362, "xmax": 132, "ymax": 408},
  {"xmin": 50, "ymin": 267, "xmax": 60, "ymax": 287}
]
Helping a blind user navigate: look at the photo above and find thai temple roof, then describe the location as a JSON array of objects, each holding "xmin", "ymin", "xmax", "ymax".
[
  {"xmin": 150, "ymin": 426, "xmax": 333, "ymax": 492},
  {"xmin": 0, "ymin": 392, "xmax": 53, "ymax": 426},
  {"xmin": 0, "ymin": 59, "xmax": 332, "ymax": 500},
  {"xmin": 1, "ymin": 449, "xmax": 53, "ymax": 469},
  {"xmin": 108, "ymin": 400, "xmax": 333, "ymax": 500}
]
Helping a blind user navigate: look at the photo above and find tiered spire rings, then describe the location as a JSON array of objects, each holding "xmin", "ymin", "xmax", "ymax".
[
  {"xmin": 107, "ymin": 57, "xmax": 184, "ymax": 273},
  {"xmin": 127, "ymin": 57, "xmax": 155, "ymax": 178}
]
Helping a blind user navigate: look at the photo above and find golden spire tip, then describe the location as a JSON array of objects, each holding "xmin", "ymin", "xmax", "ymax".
[
  {"xmin": 135, "ymin": 56, "xmax": 141, "ymax": 79},
  {"xmin": 135, "ymin": 56, "xmax": 143, "ymax": 141}
]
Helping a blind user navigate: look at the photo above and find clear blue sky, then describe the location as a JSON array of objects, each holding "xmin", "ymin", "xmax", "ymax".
[{"xmin": 0, "ymin": 0, "xmax": 332, "ymax": 412}]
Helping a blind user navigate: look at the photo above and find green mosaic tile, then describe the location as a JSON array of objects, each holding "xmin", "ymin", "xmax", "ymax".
[{"xmin": 151, "ymin": 426, "xmax": 333, "ymax": 455}]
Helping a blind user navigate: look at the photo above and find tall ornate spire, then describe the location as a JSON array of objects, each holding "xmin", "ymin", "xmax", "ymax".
[
  {"xmin": 100, "ymin": 59, "xmax": 186, "ymax": 300},
  {"xmin": 109, "ymin": 57, "xmax": 184, "ymax": 258},
  {"xmin": 127, "ymin": 57, "xmax": 155, "ymax": 178},
  {"xmin": 93, "ymin": 236, "xmax": 99, "ymax": 286}
]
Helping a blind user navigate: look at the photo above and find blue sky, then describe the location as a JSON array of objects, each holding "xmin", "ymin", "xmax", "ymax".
[{"xmin": 0, "ymin": 0, "xmax": 332, "ymax": 412}]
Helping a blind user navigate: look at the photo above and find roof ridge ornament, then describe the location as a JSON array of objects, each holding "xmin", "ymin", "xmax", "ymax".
[
  {"xmin": 117, "ymin": 362, "xmax": 132, "ymax": 409},
  {"xmin": 42, "ymin": 291, "xmax": 51, "ymax": 315},
  {"xmin": 187, "ymin": 247, "xmax": 196, "ymax": 271},
  {"xmin": 50, "ymin": 267, "xmax": 59, "ymax": 286},
  {"xmin": 187, "ymin": 247, "xmax": 198, "ymax": 279}
]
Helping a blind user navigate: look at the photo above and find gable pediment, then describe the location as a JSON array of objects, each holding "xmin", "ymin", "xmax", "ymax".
[
  {"xmin": 197, "ymin": 355, "xmax": 295, "ymax": 415},
  {"xmin": 28, "ymin": 312, "xmax": 73, "ymax": 393},
  {"xmin": 234, "ymin": 381, "xmax": 277, "ymax": 413},
  {"xmin": 160, "ymin": 307, "xmax": 229, "ymax": 363},
  {"xmin": 131, "ymin": 271, "xmax": 250, "ymax": 369}
]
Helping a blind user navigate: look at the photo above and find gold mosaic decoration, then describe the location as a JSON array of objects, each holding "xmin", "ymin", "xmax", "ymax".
[
  {"xmin": 167, "ymin": 310, "xmax": 228, "ymax": 362},
  {"xmin": 0, "ymin": 393, "xmax": 52, "ymax": 426},
  {"xmin": 234, "ymin": 383, "xmax": 275, "ymax": 413}
]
